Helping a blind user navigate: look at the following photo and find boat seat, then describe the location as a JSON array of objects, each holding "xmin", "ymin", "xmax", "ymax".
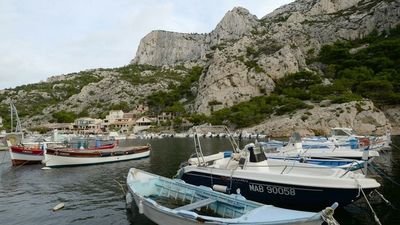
[{"xmin": 174, "ymin": 198, "xmax": 216, "ymax": 211}]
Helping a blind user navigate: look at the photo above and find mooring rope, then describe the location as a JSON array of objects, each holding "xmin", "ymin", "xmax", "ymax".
[
  {"xmin": 361, "ymin": 186, "xmax": 382, "ymax": 225},
  {"xmin": 321, "ymin": 203, "xmax": 340, "ymax": 225},
  {"xmin": 370, "ymin": 189, "xmax": 395, "ymax": 209},
  {"xmin": 113, "ymin": 178, "xmax": 126, "ymax": 195},
  {"xmin": 368, "ymin": 162, "xmax": 400, "ymax": 187}
]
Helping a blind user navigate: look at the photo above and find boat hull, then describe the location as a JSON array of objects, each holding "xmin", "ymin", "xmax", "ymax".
[
  {"xmin": 180, "ymin": 170, "xmax": 374, "ymax": 211},
  {"xmin": 44, "ymin": 146, "xmax": 150, "ymax": 167},
  {"xmin": 9, "ymin": 147, "xmax": 43, "ymax": 166},
  {"xmin": 129, "ymin": 193, "xmax": 322, "ymax": 225}
]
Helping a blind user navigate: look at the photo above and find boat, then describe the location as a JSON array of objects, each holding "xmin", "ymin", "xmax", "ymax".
[
  {"xmin": 176, "ymin": 134, "xmax": 380, "ymax": 210},
  {"xmin": 126, "ymin": 168, "xmax": 339, "ymax": 225},
  {"xmin": 9, "ymin": 142, "xmax": 53, "ymax": 166},
  {"xmin": 266, "ymin": 132, "xmax": 380, "ymax": 161},
  {"xmin": 327, "ymin": 127, "xmax": 391, "ymax": 151},
  {"xmin": 44, "ymin": 144, "xmax": 150, "ymax": 167},
  {"xmin": 266, "ymin": 156, "xmax": 366, "ymax": 171},
  {"xmin": 8, "ymin": 141, "xmax": 116, "ymax": 166}
]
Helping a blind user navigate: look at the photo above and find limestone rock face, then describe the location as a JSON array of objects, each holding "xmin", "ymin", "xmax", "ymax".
[
  {"xmin": 131, "ymin": 7, "xmax": 258, "ymax": 66},
  {"xmin": 246, "ymin": 101, "xmax": 390, "ymax": 137},
  {"xmin": 209, "ymin": 7, "xmax": 259, "ymax": 44},
  {"xmin": 130, "ymin": 0, "xmax": 400, "ymax": 116},
  {"xmin": 131, "ymin": 31, "xmax": 208, "ymax": 66},
  {"xmin": 383, "ymin": 106, "xmax": 400, "ymax": 135}
]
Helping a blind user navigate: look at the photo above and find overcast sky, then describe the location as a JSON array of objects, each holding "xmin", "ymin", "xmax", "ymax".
[{"xmin": 0, "ymin": 0, "xmax": 294, "ymax": 90}]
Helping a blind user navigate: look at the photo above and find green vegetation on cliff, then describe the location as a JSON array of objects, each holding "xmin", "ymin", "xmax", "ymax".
[
  {"xmin": 146, "ymin": 66, "xmax": 203, "ymax": 114},
  {"xmin": 199, "ymin": 26, "xmax": 400, "ymax": 128},
  {"xmin": 317, "ymin": 27, "xmax": 400, "ymax": 105}
]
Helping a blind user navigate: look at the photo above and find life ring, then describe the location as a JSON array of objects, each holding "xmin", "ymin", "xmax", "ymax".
[{"xmin": 4, "ymin": 134, "xmax": 21, "ymax": 146}]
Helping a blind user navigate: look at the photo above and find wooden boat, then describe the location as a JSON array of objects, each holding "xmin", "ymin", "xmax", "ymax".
[
  {"xmin": 177, "ymin": 137, "xmax": 380, "ymax": 211},
  {"xmin": 44, "ymin": 144, "xmax": 150, "ymax": 167},
  {"xmin": 8, "ymin": 142, "xmax": 66, "ymax": 166},
  {"xmin": 9, "ymin": 142, "xmax": 115, "ymax": 166},
  {"xmin": 126, "ymin": 168, "xmax": 339, "ymax": 225}
]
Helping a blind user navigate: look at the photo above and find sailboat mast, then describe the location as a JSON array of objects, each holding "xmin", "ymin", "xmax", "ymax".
[{"xmin": 10, "ymin": 102, "xmax": 13, "ymax": 132}]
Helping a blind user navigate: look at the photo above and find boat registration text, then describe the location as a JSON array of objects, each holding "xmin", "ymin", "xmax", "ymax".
[{"xmin": 249, "ymin": 183, "xmax": 296, "ymax": 196}]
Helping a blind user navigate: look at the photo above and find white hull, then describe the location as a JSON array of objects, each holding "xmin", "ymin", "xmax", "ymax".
[
  {"xmin": 44, "ymin": 150, "xmax": 149, "ymax": 167},
  {"xmin": 270, "ymin": 150, "xmax": 378, "ymax": 160},
  {"xmin": 9, "ymin": 150, "xmax": 43, "ymax": 162},
  {"xmin": 131, "ymin": 194, "xmax": 322, "ymax": 225}
]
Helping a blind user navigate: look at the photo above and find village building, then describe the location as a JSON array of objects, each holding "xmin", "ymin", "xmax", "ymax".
[
  {"xmin": 73, "ymin": 117, "xmax": 102, "ymax": 134},
  {"xmin": 42, "ymin": 123, "xmax": 73, "ymax": 133},
  {"xmin": 133, "ymin": 116, "xmax": 154, "ymax": 133},
  {"xmin": 157, "ymin": 112, "xmax": 174, "ymax": 125},
  {"xmin": 102, "ymin": 110, "xmax": 124, "ymax": 130}
]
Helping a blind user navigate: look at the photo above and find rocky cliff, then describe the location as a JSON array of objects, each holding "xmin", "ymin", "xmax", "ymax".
[
  {"xmin": 130, "ymin": 0, "xmax": 400, "ymax": 135},
  {"xmin": 132, "ymin": 0, "xmax": 400, "ymax": 116}
]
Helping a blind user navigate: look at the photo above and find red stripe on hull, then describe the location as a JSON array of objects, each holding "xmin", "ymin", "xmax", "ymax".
[{"xmin": 11, "ymin": 146, "xmax": 43, "ymax": 156}]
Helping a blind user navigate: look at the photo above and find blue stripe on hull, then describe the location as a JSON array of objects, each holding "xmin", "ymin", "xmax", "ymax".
[{"xmin": 181, "ymin": 171, "xmax": 373, "ymax": 211}]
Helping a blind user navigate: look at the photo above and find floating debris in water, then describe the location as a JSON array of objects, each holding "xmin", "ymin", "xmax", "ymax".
[{"xmin": 53, "ymin": 203, "xmax": 64, "ymax": 211}]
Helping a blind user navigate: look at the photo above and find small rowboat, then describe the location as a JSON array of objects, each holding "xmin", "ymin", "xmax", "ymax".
[
  {"xmin": 44, "ymin": 145, "xmax": 150, "ymax": 167},
  {"xmin": 126, "ymin": 168, "xmax": 339, "ymax": 225}
]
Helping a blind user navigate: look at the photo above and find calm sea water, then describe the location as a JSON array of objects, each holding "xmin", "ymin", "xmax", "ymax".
[{"xmin": 0, "ymin": 137, "xmax": 399, "ymax": 225}]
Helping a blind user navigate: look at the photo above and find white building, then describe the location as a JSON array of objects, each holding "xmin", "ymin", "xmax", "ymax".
[
  {"xmin": 102, "ymin": 110, "xmax": 124, "ymax": 130},
  {"xmin": 104, "ymin": 110, "xmax": 124, "ymax": 123}
]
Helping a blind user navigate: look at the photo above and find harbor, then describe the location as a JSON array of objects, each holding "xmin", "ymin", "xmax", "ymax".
[
  {"xmin": 0, "ymin": 136, "xmax": 399, "ymax": 225},
  {"xmin": 1, "ymin": 0, "xmax": 399, "ymax": 224}
]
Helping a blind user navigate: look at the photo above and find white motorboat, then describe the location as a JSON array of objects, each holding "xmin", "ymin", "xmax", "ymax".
[{"xmin": 177, "ymin": 135, "xmax": 380, "ymax": 210}]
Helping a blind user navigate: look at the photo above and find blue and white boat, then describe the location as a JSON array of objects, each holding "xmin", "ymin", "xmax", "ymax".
[
  {"xmin": 177, "ymin": 136, "xmax": 380, "ymax": 211},
  {"xmin": 323, "ymin": 127, "xmax": 390, "ymax": 151},
  {"xmin": 127, "ymin": 168, "xmax": 339, "ymax": 225},
  {"xmin": 266, "ymin": 132, "xmax": 380, "ymax": 161}
]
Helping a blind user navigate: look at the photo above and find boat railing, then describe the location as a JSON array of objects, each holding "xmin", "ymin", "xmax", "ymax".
[
  {"xmin": 243, "ymin": 163, "xmax": 357, "ymax": 177},
  {"xmin": 339, "ymin": 160, "xmax": 365, "ymax": 177},
  {"xmin": 191, "ymin": 125, "xmax": 241, "ymax": 166}
]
